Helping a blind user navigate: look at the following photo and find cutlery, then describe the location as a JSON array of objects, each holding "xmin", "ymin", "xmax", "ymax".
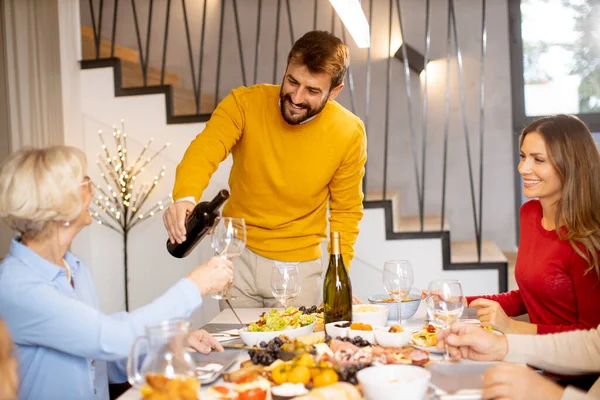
[{"xmin": 225, "ymin": 298, "xmax": 245, "ymax": 329}]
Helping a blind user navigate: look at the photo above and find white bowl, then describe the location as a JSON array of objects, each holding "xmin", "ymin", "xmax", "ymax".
[
  {"xmin": 357, "ymin": 365, "xmax": 431, "ymax": 400},
  {"xmin": 325, "ymin": 321, "xmax": 350, "ymax": 338},
  {"xmin": 239, "ymin": 321, "xmax": 317, "ymax": 346},
  {"xmin": 352, "ymin": 304, "xmax": 389, "ymax": 327},
  {"xmin": 348, "ymin": 326, "xmax": 379, "ymax": 344},
  {"xmin": 374, "ymin": 327, "xmax": 412, "ymax": 347}
]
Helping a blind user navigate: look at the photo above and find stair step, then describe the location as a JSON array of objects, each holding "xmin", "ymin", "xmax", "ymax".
[
  {"xmin": 119, "ymin": 59, "xmax": 181, "ymax": 88},
  {"xmin": 451, "ymin": 240, "xmax": 508, "ymax": 264},
  {"xmin": 394, "ymin": 214, "xmax": 449, "ymax": 232},
  {"xmin": 81, "ymin": 26, "xmax": 139, "ymax": 63}
]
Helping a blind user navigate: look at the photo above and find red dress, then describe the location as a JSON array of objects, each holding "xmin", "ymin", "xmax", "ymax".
[{"xmin": 466, "ymin": 200, "xmax": 600, "ymax": 334}]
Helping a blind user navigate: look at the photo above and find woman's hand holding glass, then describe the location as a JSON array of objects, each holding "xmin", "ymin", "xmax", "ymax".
[
  {"xmin": 211, "ymin": 217, "xmax": 246, "ymax": 300},
  {"xmin": 186, "ymin": 256, "xmax": 234, "ymax": 297}
]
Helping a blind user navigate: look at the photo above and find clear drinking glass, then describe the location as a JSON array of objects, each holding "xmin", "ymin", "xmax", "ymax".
[
  {"xmin": 382, "ymin": 260, "xmax": 414, "ymax": 325},
  {"xmin": 425, "ymin": 279, "xmax": 465, "ymax": 361},
  {"xmin": 271, "ymin": 265, "xmax": 301, "ymax": 308},
  {"xmin": 211, "ymin": 217, "xmax": 246, "ymax": 300}
]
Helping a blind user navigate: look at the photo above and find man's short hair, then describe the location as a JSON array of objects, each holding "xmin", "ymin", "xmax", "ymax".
[{"xmin": 287, "ymin": 30, "xmax": 350, "ymax": 89}]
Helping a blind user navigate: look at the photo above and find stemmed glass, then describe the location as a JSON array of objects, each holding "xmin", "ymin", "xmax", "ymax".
[
  {"xmin": 211, "ymin": 217, "xmax": 246, "ymax": 300},
  {"xmin": 382, "ymin": 260, "xmax": 414, "ymax": 325},
  {"xmin": 271, "ymin": 265, "xmax": 301, "ymax": 308},
  {"xmin": 425, "ymin": 279, "xmax": 465, "ymax": 361}
]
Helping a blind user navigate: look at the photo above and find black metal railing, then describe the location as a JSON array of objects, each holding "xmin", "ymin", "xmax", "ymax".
[{"xmin": 82, "ymin": 0, "xmax": 491, "ymax": 262}]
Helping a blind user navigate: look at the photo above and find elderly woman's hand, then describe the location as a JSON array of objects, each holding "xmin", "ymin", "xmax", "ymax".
[
  {"xmin": 187, "ymin": 256, "xmax": 234, "ymax": 296},
  {"xmin": 482, "ymin": 364, "xmax": 564, "ymax": 400},
  {"xmin": 187, "ymin": 329, "xmax": 223, "ymax": 354}
]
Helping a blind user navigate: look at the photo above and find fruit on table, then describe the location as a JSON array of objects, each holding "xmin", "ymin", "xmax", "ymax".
[
  {"xmin": 288, "ymin": 366, "xmax": 311, "ymax": 385},
  {"xmin": 312, "ymin": 368, "xmax": 339, "ymax": 388},
  {"xmin": 271, "ymin": 363, "xmax": 290, "ymax": 385}
]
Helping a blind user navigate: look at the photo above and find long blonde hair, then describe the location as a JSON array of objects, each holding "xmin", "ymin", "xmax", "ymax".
[
  {"xmin": 521, "ymin": 115, "xmax": 600, "ymax": 278},
  {"xmin": 0, "ymin": 319, "xmax": 17, "ymax": 400}
]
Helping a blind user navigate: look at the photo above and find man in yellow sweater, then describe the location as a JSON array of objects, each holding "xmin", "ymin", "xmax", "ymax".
[{"xmin": 163, "ymin": 30, "xmax": 367, "ymax": 308}]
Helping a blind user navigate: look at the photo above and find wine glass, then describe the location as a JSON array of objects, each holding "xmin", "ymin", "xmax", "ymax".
[
  {"xmin": 425, "ymin": 279, "xmax": 465, "ymax": 361},
  {"xmin": 271, "ymin": 265, "xmax": 301, "ymax": 309},
  {"xmin": 211, "ymin": 217, "xmax": 246, "ymax": 300},
  {"xmin": 382, "ymin": 260, "xmax": 414, "ymax": 326}
]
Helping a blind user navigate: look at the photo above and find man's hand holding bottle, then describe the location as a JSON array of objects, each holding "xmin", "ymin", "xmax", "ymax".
[{"xmin": 163, "ymin": 201, "xmax": 195, "ymax": 244}]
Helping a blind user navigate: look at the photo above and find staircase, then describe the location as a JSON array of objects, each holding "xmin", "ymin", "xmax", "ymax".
[
  {"xmin": 81, "ymin": 27, "xmax": 216, "ymax": 121},
  {"xmin": 79, "ymin": 27, "xmax": 508, "ymax": 306}
]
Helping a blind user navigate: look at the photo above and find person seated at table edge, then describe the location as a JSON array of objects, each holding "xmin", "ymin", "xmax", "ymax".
[
  {"xmin": 0, "ymin": 146, "xmax": 234, "ymax": 400},
  {"xmin": 466, "ymin": 115, "xmax": 600, "ymax": 335},
  {"xmin": 437, "ymin": 322, "xmax": 600, "ymax": 400}
]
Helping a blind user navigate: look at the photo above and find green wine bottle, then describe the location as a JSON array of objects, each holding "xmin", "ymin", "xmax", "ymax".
[{"xmin": 323, "ymin": 231, "xmax": 353, "ymax": 325}]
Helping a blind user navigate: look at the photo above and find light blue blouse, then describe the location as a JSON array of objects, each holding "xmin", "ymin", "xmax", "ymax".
[{"xmin": 0, "ymin": 239, "xmax": 203, "ymax": 400}]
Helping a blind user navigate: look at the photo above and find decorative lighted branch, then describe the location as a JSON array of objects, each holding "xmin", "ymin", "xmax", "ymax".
[{"xmin": 90, "ymin": 120, "xmax": 173, "ymax": 311}]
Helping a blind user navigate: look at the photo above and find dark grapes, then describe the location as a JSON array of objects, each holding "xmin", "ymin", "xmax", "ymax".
[
  {"xmin": 299, "ymin": 305, "xmax": 324, "ymax": 315},
  {"xmin": 247, "ymin": 336, "xmax": 289, "ymax": 366},
  {"xmin": 337, "ymin": 364, "xmax": 366, "ymax": 385}
]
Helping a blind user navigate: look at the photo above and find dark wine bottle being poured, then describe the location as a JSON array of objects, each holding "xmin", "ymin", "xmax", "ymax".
[{"xmin": 166, "ymin": 189, "xmax": 230, "ymax": 258}]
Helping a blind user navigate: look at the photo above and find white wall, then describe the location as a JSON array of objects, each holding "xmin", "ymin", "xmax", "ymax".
[{"xmin": 77, "ymin": 66, "xmax": 232, "ymax": 326}]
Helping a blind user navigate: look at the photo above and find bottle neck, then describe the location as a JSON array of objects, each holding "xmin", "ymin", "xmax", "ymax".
[
  {"xmin": 206, "ymin": 189, "xmax": 230, "ymax": 212},
  {"xmin": 331, "ymin": 232, "xmax": 342, "ymax": 256}
]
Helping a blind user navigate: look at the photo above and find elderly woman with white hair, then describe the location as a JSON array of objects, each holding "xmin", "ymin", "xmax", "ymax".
[{"xmin": 0, "ymin": 146, "xmax": 234, "ymax": 400}]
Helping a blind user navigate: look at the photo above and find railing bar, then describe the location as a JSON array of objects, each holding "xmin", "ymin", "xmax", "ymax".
[
  {"xmin": 130, "ymin": 0, "xmax": 147, "ymax": 86},
  {"xmin": 182, "ymin": 0, "xmax": 199, "ymax": 109},
  {"xmin": 232, "ymin": 0, "xmax": 248, "ymax": 87},
  {"xmin": 313, "ymin": 0, "xmax": 318, "ymax": 31},
  {"xmin": 160, "ymin": 0, "xmax": 171, "ymax": 85},
  {"xmin": 273, "ymin": 0, "xmax": 282, "ymax": 83},
  {"xmin": 110, "ymin": 0, "xmax": 118, "ymax": 58},
  {"xmin": 88, "ymin": 0, "xmax": 98, "ymax": 59},
  {"xmin": 96, "ymin": 0, "xmax": 104, "ymax": 59},
  {"xmin": 253, "ymin": 0, "xmax": 262, "ymax": 85},
  {"xmin": 196, "ymin": 0, "xmax": 208, "ymax": 114},
  {"xmin": 341, "ymin": 27, "xmax": 356, "ymax": 114},
  {"xmin": 441, "ymin": 0, "xmax": 452, "ymax": 231},
  {"xmin": 285, "ymin": 0, "xmax": 295, "ymax": 45},
  {"xmin": 363, "ymin": 0, "xmax": 373, "ymax": 195},
  {"xmin": 397, "ymin": 0, "xmax": 423, "ymax": 220},
  {"xmin": 215, "ymin": 0, "xmax": 226, "ymax": 108},
  {"xmin": 450, "ymin": 0, "xmax": 481, "ymax": 250},
  {"xmin": 143, "ymin": 0, "xmax": 153, "ymax": 83},
  {"xmin": 420, "ymin": 0, "xmax": 431, "ymax": 232},
  {"xmin": 383, "ymin": 0, "xmax": 393, "ymax": 200},
  {"xmin": 477, "ymin": 0, "xmax": 487, "ymax": 261}
]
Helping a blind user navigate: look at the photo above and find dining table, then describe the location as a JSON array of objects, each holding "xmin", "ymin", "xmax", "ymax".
[{"xmin": 119, "ymin": 302, "xmax": 492, "ymax": 400}]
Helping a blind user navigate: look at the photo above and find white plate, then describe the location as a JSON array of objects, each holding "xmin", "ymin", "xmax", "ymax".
[
  {"xmin": 410, "ymin": 343, "xmax": 445, "ymax": 354},
  {"xmin": 238, "ymin": 321, "xmax": 317, "ymax": 346}
]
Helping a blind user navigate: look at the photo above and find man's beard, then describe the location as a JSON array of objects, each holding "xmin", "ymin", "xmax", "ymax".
[{"xmin": 279, "ymin": 91, "xmax": 327, "ymax": 125}]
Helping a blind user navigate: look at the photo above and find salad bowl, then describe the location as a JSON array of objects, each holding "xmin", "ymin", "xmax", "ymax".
[
  {"xmin": 239, "ymin": 321, "xmax": 317, "ymax": 346},
  {"xmin": 239, "ymin": 307, "xmax": 318, "ymax": 346}
]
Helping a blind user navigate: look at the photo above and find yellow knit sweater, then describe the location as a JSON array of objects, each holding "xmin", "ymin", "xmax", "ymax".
[{"xmin": 173, "ymin": 84, "xmax": 367, "ymax": 264}]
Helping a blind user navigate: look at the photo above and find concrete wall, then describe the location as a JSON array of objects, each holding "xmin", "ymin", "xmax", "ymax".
[{"xmin": 80, "ymin": 0, "xmax": 516, "ymax": 251}]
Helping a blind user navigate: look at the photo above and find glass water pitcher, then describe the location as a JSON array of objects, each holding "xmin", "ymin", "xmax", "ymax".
[{"xmin": 127, "ymin": 318, "xmax": 197, "ymax": 387}]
